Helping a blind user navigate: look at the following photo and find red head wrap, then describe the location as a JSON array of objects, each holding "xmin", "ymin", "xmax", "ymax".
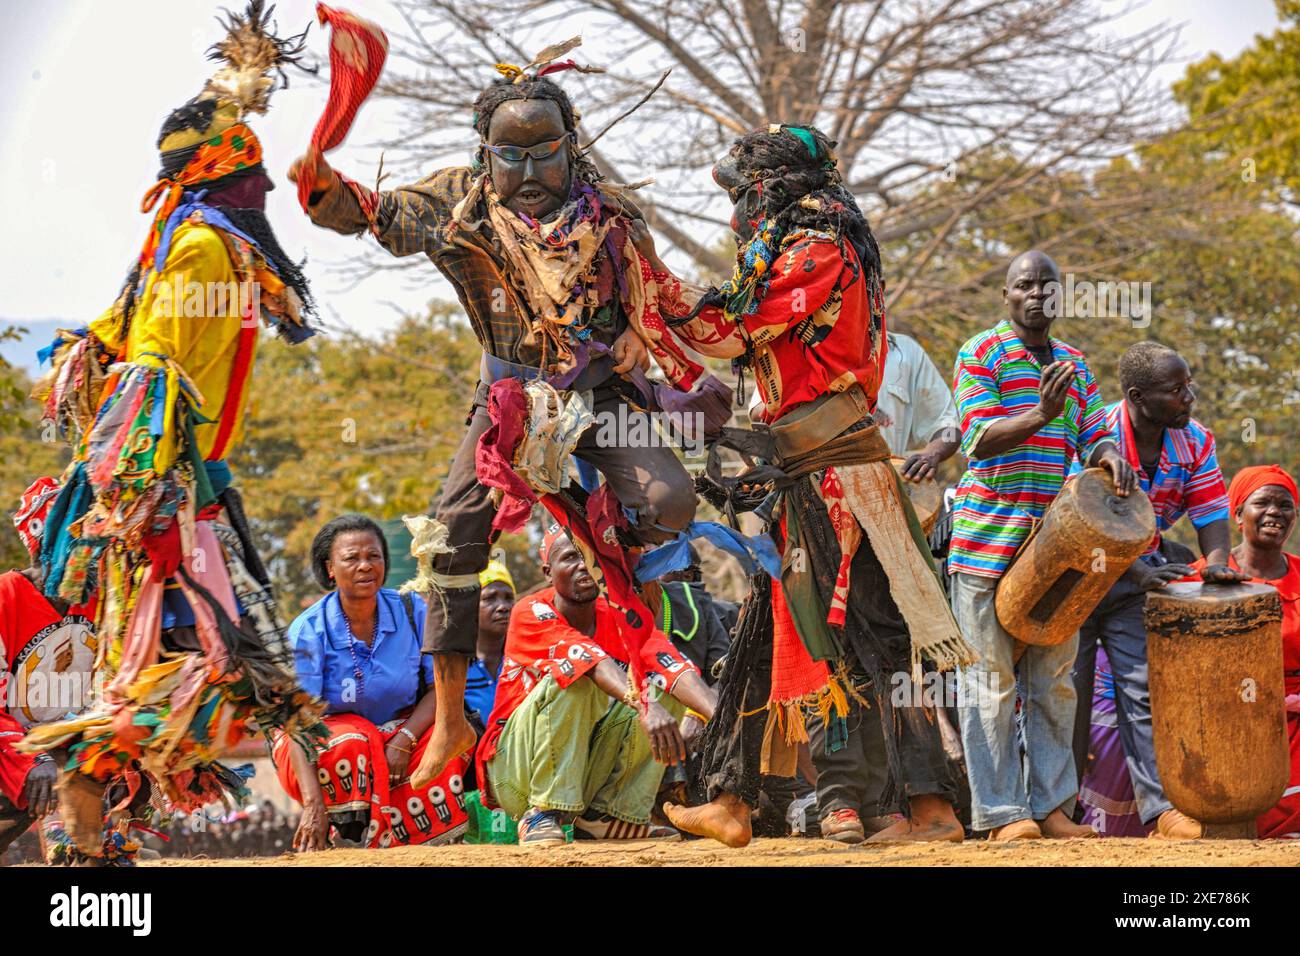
[
  {"xmin": 539, "ymin": 523, "xmax": 569, "ymax": 565},
  {"xmin": 1228, "ymin": 464, "xmax": 1299, "ymax": 516}
]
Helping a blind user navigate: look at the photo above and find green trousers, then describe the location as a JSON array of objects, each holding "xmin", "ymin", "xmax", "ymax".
[{"xmin": 487, "ymin": 675, "xmax": 684, "ymax": 825}]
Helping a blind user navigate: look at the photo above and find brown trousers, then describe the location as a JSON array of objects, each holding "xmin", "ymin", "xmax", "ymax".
[{"xmin": 424, "ymin": 377, "xmax": 697, "ymax": 655}]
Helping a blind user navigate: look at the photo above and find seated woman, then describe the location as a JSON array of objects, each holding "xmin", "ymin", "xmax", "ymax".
[
  {"xmin": 1189, "ymin": 465, "xmax": 1300, "ymax": 838},
  {"xmin": 275, "ymin": 515, "xmax": 471, "ymax": 850}
]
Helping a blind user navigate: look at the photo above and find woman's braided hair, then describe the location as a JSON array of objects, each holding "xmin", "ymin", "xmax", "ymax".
[
  {"xmin": 470, "ymin": 76, "xmax": 602, "ymax": 186},
  {"xmin": 731, "ymin": 125, "xmax": 882, "ymax": 278}
]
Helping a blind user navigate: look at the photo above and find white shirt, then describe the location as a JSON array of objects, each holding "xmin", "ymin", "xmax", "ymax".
[{"xmin": 875, "ymin": 332, "xmax": 959, "ymax": 456}]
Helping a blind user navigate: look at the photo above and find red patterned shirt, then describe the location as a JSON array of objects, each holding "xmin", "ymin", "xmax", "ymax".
[
  {"xmin": 478, "ymin": 586, "xmax": 696, "ymax": 767},
  {"xmin": 658, "ymin": 232, "xmax": 887, "ymax": 421}
]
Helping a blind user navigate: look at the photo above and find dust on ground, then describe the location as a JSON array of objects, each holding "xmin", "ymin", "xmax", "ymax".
[{"xmin": 150, "ymin": 837, "xmax": 1300, "ymax": 867}]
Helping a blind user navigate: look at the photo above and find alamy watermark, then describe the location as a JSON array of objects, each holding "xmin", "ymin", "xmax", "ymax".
[
  {"xmin": 1042, "ymin": 274, "xmax": 1152, "ymax": 328},
  {"xmin": 589, "ymin": 404, "xmax": 706, "ymax": 458}
]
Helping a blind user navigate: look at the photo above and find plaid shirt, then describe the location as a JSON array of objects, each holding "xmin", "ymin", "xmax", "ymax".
[
  {"xmin": 1075, "ymin": 400, "xmax": 1229, "ymax": 556},
  {"xmin": 949, "ymin": 320, "xmax": 1114, "ymax": 578},
  {"xmin": 308, "ymin": 166, "xmax": 620, "ymax": 368}
]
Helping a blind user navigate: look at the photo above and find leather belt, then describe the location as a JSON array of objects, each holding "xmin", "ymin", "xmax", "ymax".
[{"xmin": 769, "ymin": 384, "xmax": 872, "ymax": 460}]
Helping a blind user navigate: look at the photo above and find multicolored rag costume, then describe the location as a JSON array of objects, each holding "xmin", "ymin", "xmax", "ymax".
[
  {"xmin": 17, "ymin": 3, "xmax": 324, "ymax": 849},
  {"xmin": 660, "ymin": 125, "xmax": 975, "ymax": 812}
]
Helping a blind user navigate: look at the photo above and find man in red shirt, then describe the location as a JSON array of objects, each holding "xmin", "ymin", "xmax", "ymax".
[
  {"xmin": 480, "ymin": 527, "xmax": 718, "ymax": 846},
  {"xmin": 1, "ymin": 479, "xmax": 95, "ymax": 857}
]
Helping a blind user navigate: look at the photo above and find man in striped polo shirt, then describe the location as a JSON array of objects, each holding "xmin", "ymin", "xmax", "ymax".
[
  {"xmin": 950, "ymin": 250, "xmax": 1136, "ymax": 841},
  {"xmin": 1072, "ymin": 341, "xmax": 1243, "ymax": 839}
]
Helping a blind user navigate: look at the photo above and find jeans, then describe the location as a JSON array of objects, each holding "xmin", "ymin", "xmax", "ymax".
[
  {"xmin": 951, "ymin": 571, "xmax": 1080, "ymax": 831},
  {"xmin": 1072, "ymin": 556, "xmax": 1172, "ymax": 825},
  {"xmin": 487, "ymin": 674, "xmax": 685, "ymax": 825}
]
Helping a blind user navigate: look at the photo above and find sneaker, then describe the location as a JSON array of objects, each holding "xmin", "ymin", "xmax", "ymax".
[
  {"xmin": 820, "ymin": 808, "xmax": 866, "ymax": 845},
  {"xmin": 573, "ymin": 813, "xmax": 680, "ymax": 841},
  {"xmin": 518, "ymin": 808, "xmax": 568, "ymax": 846}
]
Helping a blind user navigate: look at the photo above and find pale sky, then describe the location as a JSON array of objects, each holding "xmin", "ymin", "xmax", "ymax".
[{"xmin": 0, "ymin": 0, "xmax": 1283, "ymax": 371}]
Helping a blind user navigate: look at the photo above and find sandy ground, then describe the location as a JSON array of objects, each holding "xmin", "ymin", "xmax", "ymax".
[{"xmin": 150, "ymin": 836, "xmax": 1300, "ymax": 867}]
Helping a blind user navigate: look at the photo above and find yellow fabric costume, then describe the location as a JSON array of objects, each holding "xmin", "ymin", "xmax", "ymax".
[{"xmin": 88, "ymin": 220, "xmax": 280, "ymax": 463}]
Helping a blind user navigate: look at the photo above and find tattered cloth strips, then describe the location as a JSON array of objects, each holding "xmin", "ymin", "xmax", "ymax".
[
  {"xmin": 399, "ymin": 514, "xmax": 456, "ymax": 597},
  {"xmin": 475, "ymin": 378, "xmax": 595, "ymax": 533},
  {"xmin": 515, "ymin": 380, "xmax": 595, "ymax": 496},
  {"xmin": 31, "ymin": 328, "xmax": 110, "ymax": 443},
  {"xmin": 20, "ymin": 521, "xmax": 325, "ymax": 806},
  {"xmin": 297, "ymin": 3, "xmax": 388, "ymax": 212},
  {"xmin": 484, "ymin": 179, "xmax": 612, "ymax": 374},
  {"xmin": 825, "ymin": 462, "xmax": 976, "ymax": 679}
]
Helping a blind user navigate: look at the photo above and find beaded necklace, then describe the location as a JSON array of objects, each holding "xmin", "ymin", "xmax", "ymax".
[{"xmin": 330, "ymin": 593, "xmax": 380, "ymax": 699}]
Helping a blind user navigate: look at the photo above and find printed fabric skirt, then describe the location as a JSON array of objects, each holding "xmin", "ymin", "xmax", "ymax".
[
  {"xmin": 1077, "ymin": 661, "xmax": 1149, "ymax": 837},
  {"xmin": 275, "ymin": 713, "xmax": 471, "ymax": 847}
]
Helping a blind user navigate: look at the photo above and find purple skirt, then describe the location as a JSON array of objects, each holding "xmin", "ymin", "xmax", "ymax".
[{"xmin": 1078, "ymin": 649, "xmax": 1152, "ymax": 837}]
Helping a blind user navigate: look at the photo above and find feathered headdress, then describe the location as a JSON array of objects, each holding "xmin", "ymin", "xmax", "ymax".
[
  {"xmin": 141, "ymin": 2, "xmax": 311, "ymax": 275},
  {"xmin": 157, "ymin": 0, "xmax": 310, "ymax": 155},
  {"xmin": 493, "ymin": 36, "xmax": 604, "ymax": 84}
]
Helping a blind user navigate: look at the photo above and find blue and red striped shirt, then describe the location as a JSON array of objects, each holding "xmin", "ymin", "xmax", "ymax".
[
  {"xmin": 1072, "ymin": 400, "xmax": 1228, "ymax": 556},
  {"xmin": 949, "ymin": 319, "xmax": 1115, "ymax": 578}
]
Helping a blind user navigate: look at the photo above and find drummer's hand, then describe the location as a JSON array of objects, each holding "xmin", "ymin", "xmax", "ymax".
[
  {"xmin": 612, "ymin": 328, "xmax": 650, "ymax": 374},
  {"xmin": 1137, "ymin": 563, "xmax": 1194, "ymax": 590},
  {"xmin": 1200, "ymin": 563, "xmax": 1247, "ymax": 584},
  {"xmin": 1096, "ymin": 446, "xmax": 1136, "ymax": 497},
  {"xmin": 1036, "ymin": 361, "xmax": 1075, "ymax": 421},
  {"xmin": 901, "ymin": 450, "xmax": 940, "ymax": 482},
  {"xmin": 1285, "ymin": 693, "xmax": 1300, "ymax": 714}
]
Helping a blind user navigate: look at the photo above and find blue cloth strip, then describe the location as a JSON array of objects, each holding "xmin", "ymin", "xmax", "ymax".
[{"xmin": 633, "ymin": 519, "xmax": 781, "ymax": 584}]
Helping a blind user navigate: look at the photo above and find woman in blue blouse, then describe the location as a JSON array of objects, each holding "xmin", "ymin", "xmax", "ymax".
[{"xmin": 275, "ymin": 515, "xmax": 471, "ymax": 850}]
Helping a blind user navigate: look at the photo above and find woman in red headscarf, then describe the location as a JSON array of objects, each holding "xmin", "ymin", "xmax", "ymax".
[{"xmin": 1190, "ymin": 464, "xmax": 1300, "ymax": 837}]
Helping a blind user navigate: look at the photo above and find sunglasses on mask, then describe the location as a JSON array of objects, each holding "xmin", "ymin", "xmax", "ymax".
[{"xmin": 481, "ymin": 136, "xmax": 569, "ymax": 163}]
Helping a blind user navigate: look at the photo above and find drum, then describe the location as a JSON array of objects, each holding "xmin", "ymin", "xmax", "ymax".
[
  {"xmin": 994, "ymin": 468, "xmax": 1155, "ymax": 645},
  {"xmin": 1146, "ymin": 581, "xmax": 1288, "ymax": 827},
  {"xmin": 890, "ymin": 456, "xmax": 943, "ymax": 536}
]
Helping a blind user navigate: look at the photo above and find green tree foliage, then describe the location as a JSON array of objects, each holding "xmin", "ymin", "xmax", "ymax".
[
  {"xmin": 1174, "ymin": 0, "xmax": 1300, "ymax": 203},
  {"xmin": 0, "ymin": 342, "xmax": 72, "ymax": 570}
]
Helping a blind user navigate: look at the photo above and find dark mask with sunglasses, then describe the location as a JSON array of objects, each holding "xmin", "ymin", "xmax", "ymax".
[
  {"xmin": 483, "ymin": 100, "xmax": 576, "ymax": 220},
  {"xmin": 715, "ymin": 154, "xmax": 765, "ymax": 241}
]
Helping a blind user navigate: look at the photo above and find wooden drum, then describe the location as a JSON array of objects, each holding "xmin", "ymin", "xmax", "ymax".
[
  {"xmin": 890, "ymin": 456, "xmax": 943, "ymax": 536},
  {"xmin": 1146, "ymin": 581, "xmax": 1288, "ymax": 826},
  {"xmin": 995, "ymin": 468, "xmax": 1155, "ymax": 645}
]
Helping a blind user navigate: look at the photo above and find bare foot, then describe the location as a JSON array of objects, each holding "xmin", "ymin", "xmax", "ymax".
[
  {"xmin": 663, "ymin": 792, "xmax": 753, "ymax": 848},
  {"xmin": 865, "ymin": 794, "xmax": 964, "ymax": 843},
  {"xmin": 410, "ymin": 713, "xmax": 477, "ymax": 791}
]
